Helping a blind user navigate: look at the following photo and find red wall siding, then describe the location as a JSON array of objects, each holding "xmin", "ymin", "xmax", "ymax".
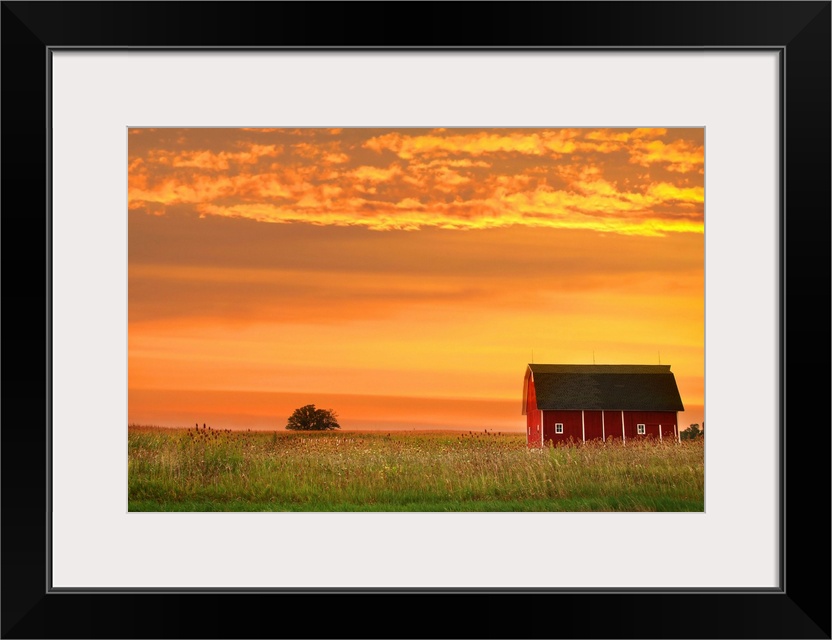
[
  {"xmin": 624, "ymin": 411, "xmax": 679, "ymax": 440},
  {"xmin": 603, "ymin": 410, "xmax": 624, "ymax": 441},
  {"xmin": 541, "ymin": 410, "xmax": 606, "ymax": 443},
  {"xmin": 543, "ymin": 410, "xmax": 583, "ymax": 446},
  {"xmin": 661, "ymin": 421, "xmax": 678, "ymax": 441},
  {"xmin": 583, "ymin": 411, "xmax": 604, "ymax": 440},
  {"xmin": 526, "ymin": 377, "xmax": 542, "ymax": 447},
  {"xmin": 527, "ymin": 388, "xmax": 679, "ymax": 447}
]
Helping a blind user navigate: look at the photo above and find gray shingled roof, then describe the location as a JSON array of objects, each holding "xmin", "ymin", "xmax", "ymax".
[{"xmin": 528, "ymin": 364, "xmax": 684, "ymax": 411}]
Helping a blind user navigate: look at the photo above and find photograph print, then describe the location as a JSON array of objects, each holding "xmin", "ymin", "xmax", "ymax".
[{"xmin": 128, "ymin": 127, "xmax": 704, "ymax": 512}]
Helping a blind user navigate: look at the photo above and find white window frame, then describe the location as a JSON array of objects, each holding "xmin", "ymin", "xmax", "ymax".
[
  {"xmin": 555, "ymin": 423, "xmax": 564, "ymax": 434},
  {"xmin": 637, "ymin": 423, "xmax": 646, "ymax": 435}
]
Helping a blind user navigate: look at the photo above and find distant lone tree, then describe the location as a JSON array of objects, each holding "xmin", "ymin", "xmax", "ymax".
[
  {"xmin": 285, "ymin": 404, "xmax": 341, "ymax": 431},
  {"xmin": 681, "ymin": 423, "xmax": 702, "ymax": 440}
]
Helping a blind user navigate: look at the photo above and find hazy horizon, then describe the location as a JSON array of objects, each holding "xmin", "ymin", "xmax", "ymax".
[{"xmin": 128, "ymin": 388, "xmax": 705, "ymax": 433}]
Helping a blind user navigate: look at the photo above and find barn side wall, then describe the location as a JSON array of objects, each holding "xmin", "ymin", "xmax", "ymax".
[
  {"xmin": 583, "ymin": 411, "xmax": 604, "ymax": 440},
  {"xmin": 543, "ymin": 410, "xmax": 583, "ymax": 445},
  {"xmin": 541, "ymin": 409, "xmax": 679, "ymax": 445},
  {"xmin": 622, "ymin": 410, "xmax": 679, "ymax": 440},
  {"xmin": 526, "ymin": 377, "xmax": 542, "ymax": 447}
]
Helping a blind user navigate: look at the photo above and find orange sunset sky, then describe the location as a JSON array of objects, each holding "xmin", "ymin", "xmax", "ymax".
[{"xmin": 128, "ymin": 127, "xmax": 704, "ymax": 432}]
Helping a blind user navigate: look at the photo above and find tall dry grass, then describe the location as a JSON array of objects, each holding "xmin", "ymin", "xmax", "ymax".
[{"xmin": 128, "ymin": 425, "xmax": 704, "ymax": 511}]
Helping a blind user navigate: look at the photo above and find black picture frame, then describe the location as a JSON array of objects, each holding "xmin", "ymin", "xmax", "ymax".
[{"xmin": 2, "ymin": 2, "xmax": 829, "ymax": 638}]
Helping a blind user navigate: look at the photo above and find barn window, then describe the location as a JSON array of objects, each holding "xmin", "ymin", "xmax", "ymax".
[
  {"xmin": 637, "ymin": 424, "xmax": 646, "ymax": 435},
  {"xmin": 555, "ymin": 423, "xmax": 563, "ymax": 434}
]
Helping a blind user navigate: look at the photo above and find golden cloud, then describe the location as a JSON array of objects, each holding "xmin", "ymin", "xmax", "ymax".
[
  {"xmin": 194, "ymin": 180, "xmax": 703, "ymax": 235},
  {"xmin": 129, "ymin": 128, "xmax": 703, "ymax": 236},
  {"xmin": 364, "ymin": 130, "xmax": 582, "ymax": 159},
  {"xmin": 629, "ymin": 139, "xmax": 704, "ymax": 173},
  {"xmin": 351, "ymin": 164, "xmax": 403, "ymax": 183},
  {"xmin": 142, "ymin": 144, "xmax": 283, "ymax": 171}
]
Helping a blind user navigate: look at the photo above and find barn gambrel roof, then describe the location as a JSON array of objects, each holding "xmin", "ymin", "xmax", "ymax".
[{"xmin": 523, "ymin": 364, "xmax": 685, "ymax": 413}]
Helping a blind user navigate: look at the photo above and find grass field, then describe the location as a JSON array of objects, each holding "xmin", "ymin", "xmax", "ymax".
[{"xmin": 128, "ymin": 425, "xmax": 704, "ymax": 512}]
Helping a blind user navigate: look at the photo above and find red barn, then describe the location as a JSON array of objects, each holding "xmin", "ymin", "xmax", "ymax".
[{"xmin": 522, "ymin": 364, "xmax": 685, "ymax": 447}]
